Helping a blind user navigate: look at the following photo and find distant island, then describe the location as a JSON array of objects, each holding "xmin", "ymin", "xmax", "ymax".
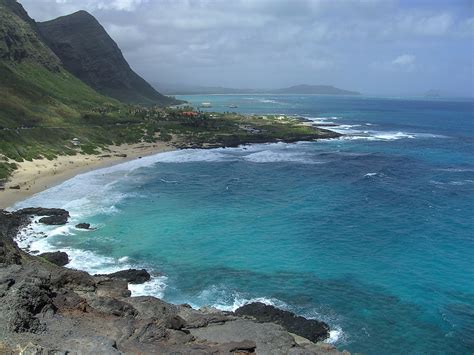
[
  {"xmin": 270, "ymin": 84, "xmax": 360, "ymax": 95},
  {"xmin": 154, "ymin": 83, "xmax": 361, "ymax": 96}
]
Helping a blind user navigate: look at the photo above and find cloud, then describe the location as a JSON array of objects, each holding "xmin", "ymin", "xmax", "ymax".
[
  {"xmin": 18, "ymin": 0, "xmax": 474, "ymax": 95},
  {"xmin": 370, "ymin": 54, "xmax": 417, "ymax": 73},
  {"xmin": 97, "ymin": 0, "xmax": 147, "ymax": 12},
  {"xmin": 392, "ymin": 54, "xmax": 416, "ymax": 67}
]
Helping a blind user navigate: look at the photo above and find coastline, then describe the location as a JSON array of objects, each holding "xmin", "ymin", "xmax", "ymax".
[
  {"xmin": 1, "ymin": 119, "xmax": 340, "ymax": 210},
  {"xmin": 0, "ymin": 141, "xmax": 176, "ymax": 209},
  {"xmin": 0, "ymin": 209, "xmax": 344, "ymax": 354}
]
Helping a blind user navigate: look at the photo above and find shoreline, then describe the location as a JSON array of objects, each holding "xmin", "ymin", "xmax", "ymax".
[
  {"xmin": 1, "ymin": 120, "xmax": 340, "ymax": 209},
  {"xmin": 0, "ymin": 141, "xmax": 176, "ymax": 209}
]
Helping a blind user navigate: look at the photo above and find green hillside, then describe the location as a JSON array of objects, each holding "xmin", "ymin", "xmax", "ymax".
[
  {"xmin": 0, "ymin": 0, "xmax": 128, "ymax": 177},
  {"xmin": 0, "ymin": 0, "xmax": 118, "ymax": 125},
  {"xmin": 0, "ymin": 62, "xmax": 118, "ymax": 127}
]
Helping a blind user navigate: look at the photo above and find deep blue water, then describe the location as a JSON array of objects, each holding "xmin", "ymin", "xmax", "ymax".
[{"xmin": 16, "ymin": 95, "xmax": 474, "ymax": 354}]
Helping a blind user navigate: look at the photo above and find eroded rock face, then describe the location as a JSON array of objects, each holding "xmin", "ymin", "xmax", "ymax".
[
  {"xmin": 6, "ymin": 277, "xmax": 55, "ymax": 333},
  {"xmin": 235, "ymin": 302, "xmax": 330, "ymax": 343},
  {"xmin": 38, "ymin": 251, "xmax": 69, "ymax": 266}
]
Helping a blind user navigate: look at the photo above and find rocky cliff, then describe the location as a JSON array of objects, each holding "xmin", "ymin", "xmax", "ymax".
[
  {"xmin": 0, "ymin": 0, "xmax": 60, "ymax": 70},
  {"xmin": 38, "ymin": 10, "xmax": 178, "ymax": 106},
  {"xmin": 0, "ymin": 208, "xmax": 347, "ymax": 354}
]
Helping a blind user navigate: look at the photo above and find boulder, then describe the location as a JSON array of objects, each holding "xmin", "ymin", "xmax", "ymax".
[
  {"xmin": 39, "ymin": 251, "xmax": 69, "ymax": 266},
  {"xmin": 39, "ymin": 214, "xmax": 69, "ymax": 225},
  {"xmin": 97, "ymin": 269, "xmax": 151, "ymax": 284},
  {"xmin": 234, "ymin": 302, "xmax": 329, "ymax": 343},
  {"xmin": 75, "ymin": 223, "xmax": 91, "ymax": 229}
]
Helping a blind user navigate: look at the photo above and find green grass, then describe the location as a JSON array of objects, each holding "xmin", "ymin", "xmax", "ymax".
[{"xmin": 0, "ymin": 61, "xmax": 120, "ymax": 128}]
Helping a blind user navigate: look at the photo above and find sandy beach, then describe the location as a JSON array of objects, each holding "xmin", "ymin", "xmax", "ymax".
[{"xmin": 0, "ymin": 141, "xmax": 175, "ymax": 209}]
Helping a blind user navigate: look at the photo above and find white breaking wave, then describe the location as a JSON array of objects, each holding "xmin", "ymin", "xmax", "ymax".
[
  {"xmin": 243, "ymin": 150, "xmax": 317, "ymax": 164},
  {"xmin": 303, "ymin": 116, "xmax": 340, "ymax": 121},
  {"xmin": 129, "ymin": 276, "xmax": 168, "ymax": 299},
  {"xmin": 333, "ymin": 129, "xmax": 447, "ymax": 142},
  {"xmin": 187, "ymin": 284, "xmax": 345, "ymax": 344},
  {"xmin": 372, "ymin": 131, "xmax": 415, "ymax": 140},
  {"xmin": 327, "ymin": 327, "xmax": 344, "ymax": 344},
  {"xmin": 188, "ymin": 284, "xmax": 288, "ymax": 312},
  {"xmin": 14, "ymin": 220, "xmax": 168, "ymax": 298}
]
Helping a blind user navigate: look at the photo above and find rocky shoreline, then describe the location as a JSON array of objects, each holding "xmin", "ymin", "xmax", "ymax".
[{"xmin": 0, "ymin": 208, "xmax": 348, "ymax": 354}]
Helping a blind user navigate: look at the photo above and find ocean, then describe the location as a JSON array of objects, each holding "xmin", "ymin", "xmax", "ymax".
[{"xmin": 14, "ymin": 95, "xmax": 474, "ymax": 354}]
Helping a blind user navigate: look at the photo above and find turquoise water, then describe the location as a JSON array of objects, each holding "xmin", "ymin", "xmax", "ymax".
[{"xmin": 16, "ymin": 95, "xmax": 474, "ymax": 353}]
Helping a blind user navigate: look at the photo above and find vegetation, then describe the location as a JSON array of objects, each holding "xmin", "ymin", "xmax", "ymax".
[{"xmin": 0, "ymin": 103, "xmax": 338, "ymax": 180}]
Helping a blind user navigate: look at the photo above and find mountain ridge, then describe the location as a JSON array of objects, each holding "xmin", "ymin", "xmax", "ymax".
[
  {"xmin": 37, "ymin": 10, "xmax": 178, "ymax": 106},
  {"xmin": 154, "ymin": 82, "xmax": 361, "ymax": 95},
  {"xmin": 271, "ymin": 84, "xmax": 360, "ymax": 95}
]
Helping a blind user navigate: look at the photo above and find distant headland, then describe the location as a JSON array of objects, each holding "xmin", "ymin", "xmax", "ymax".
[{"xmin": 154, "ymin": 83, "xmax": 361, "ymax": 96}]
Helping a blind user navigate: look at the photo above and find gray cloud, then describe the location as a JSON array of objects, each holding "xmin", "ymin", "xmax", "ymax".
[{"xmin": 20, "ymin": 0, "xmax": 474, "ymax": 96}]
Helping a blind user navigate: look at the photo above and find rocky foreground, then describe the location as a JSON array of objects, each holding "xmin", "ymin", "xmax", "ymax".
[{"xmin": 0, "ymin": 209, "xmax": 348, "ymax": 354}]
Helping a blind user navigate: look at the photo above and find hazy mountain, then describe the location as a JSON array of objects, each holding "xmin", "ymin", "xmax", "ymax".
[
  {"xmin": 270, "ymin": 84, "xmax": 360, "ymax": 95},
  {"xmin": 154, "ymin": 82, "xmax": 360, "ymax": 96},
  {"xmin": 153, "ymin": 82, "xmax": 255, "ymax": 95},
  {"xmin": 38, "ymin": 11, "xmax": 178, "ymax": 106}
]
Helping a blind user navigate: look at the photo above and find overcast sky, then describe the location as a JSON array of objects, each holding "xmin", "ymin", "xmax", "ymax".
[{"xmin": 21, "ymin": 0, "xmax": 474, "ymax": 96}]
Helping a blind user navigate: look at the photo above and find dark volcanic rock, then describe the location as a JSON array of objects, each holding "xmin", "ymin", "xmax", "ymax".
[
  {"xmin": 7, "ymin": 277, "xmax": 55, "ymax": 333},
  {"xmin": 234, "ymin": 302, "xmax": 330, "ymax": 343},
  {"xmin": 37, "ymin": 11, "xmax": 178, "ymax": 106},
  {"xmin": 98, "ymin": 269, "xmax": 151, "ymax": 284},
  {"xmin": 38, "ymin": 251, "xmax": 69, "ymax": 266},
  {"xmin": 17, "ymin": 207, "xmax": 70, "ymax": 225},
  {"xmin": 38, "ymin": 214, "xmax": 68, "ymax": 225},
  {"xmin": 0, "ymin": 211, "xmax": 26, "ymax": 265},
  {"xmin": 75, "ymin": 223, "xmax": 90, "ymax": 229},
  {"xmin": 17, "ymin": 207, "xmax": 69, "ymax": 217}
]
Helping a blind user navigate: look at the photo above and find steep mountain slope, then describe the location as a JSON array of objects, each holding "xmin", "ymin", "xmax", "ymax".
[
  {"xmin": 38, "ymin": 11, "xmax": 177, "ymax": 106},
  {"xmin": 0, "ymin": 0, "xmax": 60, "ymax": 70},
  {"xmin": 0, "ymin": 0, "xmax": 116, "ymax": 128}
]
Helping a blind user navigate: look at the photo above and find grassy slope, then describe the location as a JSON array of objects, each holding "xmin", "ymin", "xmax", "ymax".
[{"xmin": 0, "ymin": 61, "xmax": 118, "ymax": 128}]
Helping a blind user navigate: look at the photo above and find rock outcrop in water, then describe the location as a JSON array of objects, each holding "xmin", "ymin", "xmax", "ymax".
[
  {"xmin": 97, "ymin": 269, "xmax": 151, "ymax": 284},
  {"xmin": 235, "ymin": 302, "xmax": 329, "ymax": 343},
  {"xmin": 0, "ymin": 208, "xmax": 347, "ymax": 354},
  {"xmin": 75, "ymin": 222, "xmax": 91, "ymax": 229}
]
